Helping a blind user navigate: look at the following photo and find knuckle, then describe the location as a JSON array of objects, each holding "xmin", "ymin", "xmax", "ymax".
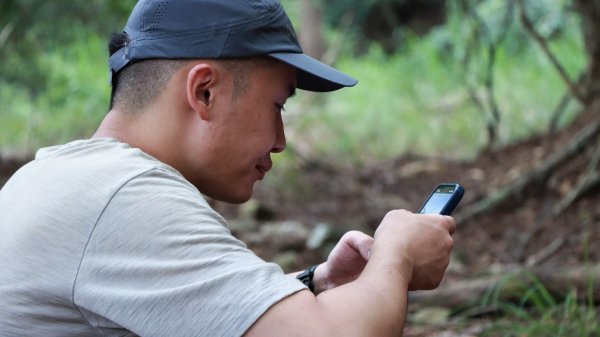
[
  {"xmin": 343, "ymin": 230, "xmax": 372, "ymax": 246},
  {"xmin": 384, "ymin": 210, "xmax": 395, "ymax": 219},
  {"xmin": 428, "ymin": 277, "xmax": 442, "ymax": 289},
  {"xmin": 447, "ymin": 217, "xmax": 457, "ymax": 229},
  {"xmin": 439, "ymin": 216, "xmax": 455, "ymax": 232},
  {"xmin": 345, "ymin": 230, "xmax": 360, "ymax": 237},
  {"xmin": 444, "ymin": 255, "xmax": 451, "ymax": 268},
  {"xmin": 387, "ymin": 209, "xmax": 410, "ymax": 217},
  {"xmin": 383, "ymin": 210, "xmax": 395, "ymax": 220},
  {"xmin": 446, "ymin": 236, "xmax": 454, "ymax": 249}
]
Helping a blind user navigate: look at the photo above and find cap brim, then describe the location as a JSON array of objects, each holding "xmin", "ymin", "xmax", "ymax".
[{"xmin": 268, "ymin": 52, "xmax": 357, "ymax": 92}]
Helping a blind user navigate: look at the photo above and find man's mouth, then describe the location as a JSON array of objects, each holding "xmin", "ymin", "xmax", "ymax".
[{"xmin": 255, "ymin": 162, "xmax": 272, "ymax": 180}]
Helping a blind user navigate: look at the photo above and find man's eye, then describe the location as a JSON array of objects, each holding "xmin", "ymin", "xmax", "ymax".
[{"xmin": 276, "ymin": 104, "xmax": 286, "ymax": 113}]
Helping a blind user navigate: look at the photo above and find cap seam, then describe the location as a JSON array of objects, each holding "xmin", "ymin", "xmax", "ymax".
[
  {"xmin": 139, "ymin": 0, "xmax": 152, "ymax": 36},
  {"xmin": 130, "ymin": 5, "xmax": 284, "ymax": 42}
]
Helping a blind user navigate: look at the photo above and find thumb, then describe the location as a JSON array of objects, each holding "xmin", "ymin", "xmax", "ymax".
[{"xmin": 342, "ymin": 230, "xmax": 374, "ymax": 261}]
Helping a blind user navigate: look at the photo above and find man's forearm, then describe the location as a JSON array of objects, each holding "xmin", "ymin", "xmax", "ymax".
[
  {"xmin": 247, "ymin": 211, "xmax": 454, "ymax": 337},
  {"xmin": 251, "ymin": 249, "xmax": 411, "ymax": 337},
  {"xmin": 312, "ymin": 244, "xmax": 411, "ymax": 336}
]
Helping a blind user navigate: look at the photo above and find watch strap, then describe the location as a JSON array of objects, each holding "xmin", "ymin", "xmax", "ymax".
[{"xmin": 296, "ymin": 264, "xmax": 319, "ymax": 293}]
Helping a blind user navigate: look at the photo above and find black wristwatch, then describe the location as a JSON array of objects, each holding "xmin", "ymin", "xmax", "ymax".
[{"xmin": 296, "ymin": 264, "xmax": 319, "ymax": 293}]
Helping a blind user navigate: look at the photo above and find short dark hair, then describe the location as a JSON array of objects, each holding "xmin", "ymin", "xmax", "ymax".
[
  {"xmin": 108, "ymin": 32, "xmax": 187, "ymax": 112},
  {"xmin": 220, "ymin": 57, "xmax": 275, "ymax": 99},
  {"xmin": 108, "ymin": 33, "xmax": 272, "ymax": 112}
]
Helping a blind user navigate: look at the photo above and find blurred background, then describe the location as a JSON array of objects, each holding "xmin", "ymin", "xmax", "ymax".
[{"xmin": 1, "ymin": 0, "xmax": 599, "ymax": 336}]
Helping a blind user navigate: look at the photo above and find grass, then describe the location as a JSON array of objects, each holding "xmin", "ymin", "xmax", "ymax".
[
  {"xmin": 477, "ymin": 231, "xmax": 598, "ymax": 337},
  {"xmin": 479, "ymin": 274, "xmax": 599, "ymax": 337}
]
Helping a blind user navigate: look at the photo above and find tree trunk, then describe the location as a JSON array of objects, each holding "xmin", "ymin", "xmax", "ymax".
[
  {"xmin": 299, "ymin": 0, "xmax": 325, "ymax": 60},
  {"xmin": 573, "ymin": 0, "xmax": 600, "ymax": 100}
]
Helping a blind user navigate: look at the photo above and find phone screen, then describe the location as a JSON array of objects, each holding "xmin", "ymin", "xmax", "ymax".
[{"xmin": 419, "ymin": 184, "xmax": 461, "ymax": 215}]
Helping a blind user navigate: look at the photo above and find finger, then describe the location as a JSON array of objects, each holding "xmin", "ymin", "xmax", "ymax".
[
  {"xmin": 442, "ymin": 216, "xmax": 456, "ymax": 235},
  {"xmin": 416, "ymin": 213, "xmax": 456, "ymax": 235},
  {"xmin": 342, "ymin": 230, "xmax": 374, "ymax": 261}
]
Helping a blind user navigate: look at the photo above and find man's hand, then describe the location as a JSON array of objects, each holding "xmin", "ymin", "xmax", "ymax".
[
  {"xmin": 310, "ymin": 210, "xmax": 455, "ymax": 294},
  {"xmin": 373, "ymin": 210, "xmax": 455, "ymax": 290},
  {"xmin": 311, "ymin": 231, "xmax": 374, "ymax": 294},
  {"xmin": 249, "ymin": 210, "xmax": 456, "ymax": 337}
]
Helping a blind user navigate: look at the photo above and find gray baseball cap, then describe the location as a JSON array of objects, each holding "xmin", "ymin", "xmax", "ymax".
[{"xmin": 108, "ymin": 0, "xmax": 357, "ymax": 92}]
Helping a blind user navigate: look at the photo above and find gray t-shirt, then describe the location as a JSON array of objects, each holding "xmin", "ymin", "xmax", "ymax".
[{"xmin": 0, "ymin": 138, "xmax": 305, "ymax": 337}]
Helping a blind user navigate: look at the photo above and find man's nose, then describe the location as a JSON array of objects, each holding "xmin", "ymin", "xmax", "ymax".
[{"xmin": 271, "ymin": 113, "xmax": 286, "ymax": 153}]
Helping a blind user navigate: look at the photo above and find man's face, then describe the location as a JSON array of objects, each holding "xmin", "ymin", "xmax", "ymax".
[{"xmin": 187, "ymin": 59, "xmax": 296, "ymax": 203}]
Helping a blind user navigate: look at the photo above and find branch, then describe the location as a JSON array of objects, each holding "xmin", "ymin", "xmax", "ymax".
[
  {"xmin": 517, "ymin": 0, "xmax": 588, "ymax": 104},
  {"xmin": 551, "ymin": 136, "xmax": 600, "ymax": 216},
  {"xmin": 0, "ymin": 22, "xmax": 14, "ymax": 48},
  {"xmin": 458, "ymin": 0, "xmax": 496, "ymax": 146},
  {"xmin": 481, "ymin": 0, "xmax": 515, "ymax": 139},
  {"xmin": 458, "ymin": 0, "xmax": 514, "ymax": 148},
  {"xmin": 509, "ymin": 135, "xmax": 600, "ymax": 261},
  {"xmin": 322, "ymin": 11, "xmax": 355, "ymax": 66},
  {"xmin": 455, "ymin": 116, "xmax": 600, "ymax": 223},
  {"xmin": 483, "ymin": 43, "xmax": 501, "ymax": 145},
  {"xmin": 548, "ymin": 93, "xmax": 572, "ymax": 135},
  {"xmin": 524, "ymin": 236, "xmax": 567, "ymax": 267},
  {"xmin": 409, "ymin": 263, "xmax": 600, "ymax": 309}
]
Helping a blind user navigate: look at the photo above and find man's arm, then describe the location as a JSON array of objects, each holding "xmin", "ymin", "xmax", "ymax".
[{"xmin": 245, "ymin": 210, "xmax": 455, "ymax": 337}]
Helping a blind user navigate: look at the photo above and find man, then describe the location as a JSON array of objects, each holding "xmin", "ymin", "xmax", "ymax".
[{"xmin": 0, "ymin": 1, "xmax": 455, "ymax": 336}]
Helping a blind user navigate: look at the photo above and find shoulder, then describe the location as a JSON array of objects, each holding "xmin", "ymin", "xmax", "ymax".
[
  {"xmin": 113, "ymin": 165, "xmax": 220, "ymax": 218},
  {"xmin": 74, "ymin": 165, "xmax": 306, "ymax": 337}
]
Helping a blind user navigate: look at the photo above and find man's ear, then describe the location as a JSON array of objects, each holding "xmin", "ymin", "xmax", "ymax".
[{"xmin": 186, "ymin": 63, "xmax": 216, "ymax": 121}]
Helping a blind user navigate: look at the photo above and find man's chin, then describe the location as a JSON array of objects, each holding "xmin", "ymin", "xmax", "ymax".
[
  {"xmin": 206, "ymin": 188, "xmax": 253, "ymax": 205},
  {"xmin": 224, "ymin": 195, "xmax": 252, "ymax": 205}
]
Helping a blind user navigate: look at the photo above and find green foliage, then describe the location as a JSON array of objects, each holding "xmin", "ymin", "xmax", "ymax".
[
  {"xmin": 0, "ymin": 0, "xmax": 589, "ymax": 166},
  {"xmin": 0, "ymin": 1, "xmax": 134, "ymax": 152},
  {"xmin": 287, "ymin": 42, "xmax": 482, "ymax": 165},
  {"xmin": 0, "ymin": 34, "xmax": 110, "ymax": 152},
  {"xmin": 479, "ymin": 273, "xmax": 599, "ymax": 337},
  {"xmin": 0, "ymin": 0, "xmax": 134, "ymax": 91},
  {"xmin": 320, "ymin": 0, "xmax": 376, "ymax": 28},
  {"xmin": 282, "ymin": 4, "xmax": 585, "ymax": 166}
]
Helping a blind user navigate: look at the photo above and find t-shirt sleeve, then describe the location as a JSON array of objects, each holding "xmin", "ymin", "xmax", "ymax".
[{"xmin": 73, "ymin": 168, "xmax": 306, "ymax": 337}]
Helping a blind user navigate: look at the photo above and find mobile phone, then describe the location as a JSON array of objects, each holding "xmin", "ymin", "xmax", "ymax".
[{"xmin": 418, "ymin": 183, "xmax": 464, "ymax": 215}]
